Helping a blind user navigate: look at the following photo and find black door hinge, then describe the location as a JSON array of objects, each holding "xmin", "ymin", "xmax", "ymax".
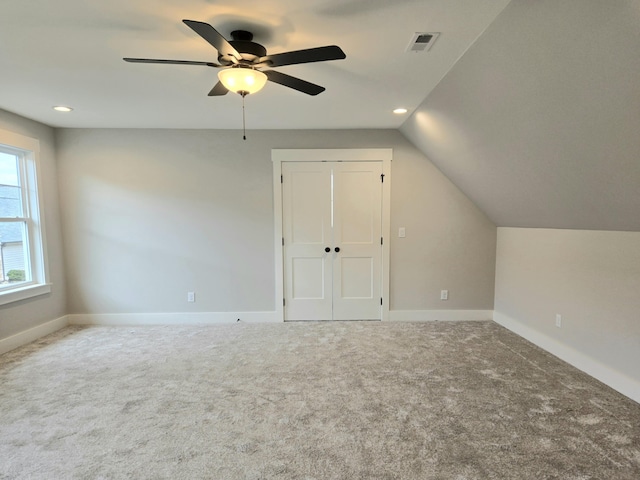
[
  {"xmin": 283, "ymin": 298, "xmax": 286, "ymax": 307},
  {"xmin": 381, "ymin": 237, "xmax": 383, "ymax": 245},
  {"xmin": 281, "ymin": 174, "xmax": 283, "ymax": 183},
  {"xmin": 282, "ymin": 237, "xmax": 285, "ymax": 246},
  {"xmin": 381, "ymin": 174, "xmax": 385, "ymax": 183},
  {"xmin": 380, "ymin": 298, "xmax": 383, "ymax": 305}
]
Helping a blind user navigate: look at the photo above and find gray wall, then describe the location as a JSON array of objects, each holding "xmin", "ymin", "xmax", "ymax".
[
  {"xmin": 0, "ymin": 109, "xmax": 66, "ymax": 338},
  {"xmin": 55, "ymin": 128, "xmax": 496, "ymax": 315},
  {"xmin": 494, "ymin": 228, "xmax": 640, "ymax": 402}
]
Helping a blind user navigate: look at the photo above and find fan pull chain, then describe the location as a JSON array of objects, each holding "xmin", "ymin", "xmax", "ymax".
[{"xmin": 242, "ymin": 92, "xmax": 247, "ymax": 140}]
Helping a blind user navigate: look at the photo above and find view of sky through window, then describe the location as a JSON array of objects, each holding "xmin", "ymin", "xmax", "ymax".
[{"xmin": 0, "ymin": 151, "xmax": 19, "ymax": 186}]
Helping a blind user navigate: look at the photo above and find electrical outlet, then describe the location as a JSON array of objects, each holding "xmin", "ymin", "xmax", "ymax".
[
  {"xmin": 398, "ymin": 227, "xmax": 406, "ymax": 238},
  {"xmin": 187, "ymin": 291, "xmax": 195, "ymax": 303},
  {"xmin": 555, "ymin": 314, "xmax": 562, "ymax": 328},
  {"xmin": 440, "ymin": 290, "xmax": 449, "ymax": 301}
]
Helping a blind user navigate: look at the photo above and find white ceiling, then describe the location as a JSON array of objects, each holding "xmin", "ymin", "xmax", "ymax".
[{"xmin": 0, "ymin": 0, "xmax": 510, "ymax": 129}]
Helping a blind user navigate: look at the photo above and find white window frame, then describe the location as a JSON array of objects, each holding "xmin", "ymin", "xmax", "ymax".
[{"xmin": 0, "ymin": 128, "xmax": 50, "ymax": 306}]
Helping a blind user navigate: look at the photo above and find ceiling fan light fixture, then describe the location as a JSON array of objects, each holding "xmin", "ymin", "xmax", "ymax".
[{"xmin": 218, "ymin": 67, "xmax": 267, "ymax": 95}]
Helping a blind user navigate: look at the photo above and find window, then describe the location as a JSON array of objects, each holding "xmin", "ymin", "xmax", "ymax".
[{"xmin": 0, "ymin": 129, "xmax": 50, "ymax": 305}]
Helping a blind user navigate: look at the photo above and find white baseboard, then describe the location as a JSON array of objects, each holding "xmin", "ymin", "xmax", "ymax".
[
  {"xmin": 67, "ymin": 311, "xmax": 279, "ymax": 326},
  {"xmin": 494, "ymin": 312, "xmax": 640, "ymax": 405},
  {"xmin": 388, "ymin": 310, "xmax": 493, "ymax": 322},
  {"xmin": 0, "ymin": 315, "xmax": 69, "ymax": 355}
]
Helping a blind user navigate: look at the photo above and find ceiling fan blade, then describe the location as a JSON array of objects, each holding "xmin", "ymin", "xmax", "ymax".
[
  {"xmin": 208, "ymin": 81, "xmax": 229, "ymax": 96},
  {"xmin": 123, "ymin": 58, "xmax": 221, "ymax": 68},
  {"xmin": 263, "ymin": 70, "xmax": 325, "ymax": 96},
  {"xmin": 259, "ymin": 45, "xmax": 346, "ymax": 68},
  {"xmin": 182, "ymin": 20, "xmax": 240, "ymax": 62}
]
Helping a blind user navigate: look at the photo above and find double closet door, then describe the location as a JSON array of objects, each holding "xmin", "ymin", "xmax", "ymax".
[{"xmin": 282, "ymin": 161, "xmax": 383, "ymax": 321}]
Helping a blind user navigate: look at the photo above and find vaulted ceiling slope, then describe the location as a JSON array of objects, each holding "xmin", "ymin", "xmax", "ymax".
[{"xmin": 401, "ymin": 0, "xmax": 640, "ymax": 232}]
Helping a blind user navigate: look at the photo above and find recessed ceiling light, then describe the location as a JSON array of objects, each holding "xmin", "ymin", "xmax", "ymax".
[
  {"xmin": 53, "ymin": 106, "xmax": 73, "ymax": 112},
  {"xmin": 393, "ymin": 108, "xmax": 408, "ymax": 115}
]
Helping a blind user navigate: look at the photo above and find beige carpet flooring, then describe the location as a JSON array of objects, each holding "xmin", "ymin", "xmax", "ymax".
[{"xmin": 1, "ymin": 321, "xmax": 639, "ymax": 479}]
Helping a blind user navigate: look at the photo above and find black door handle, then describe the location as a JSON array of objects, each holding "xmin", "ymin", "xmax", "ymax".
[
  {"xmin": 334, "ymin": 247, "xmax": 340, "ymax": 253},
  {"xmin": 325, "ymin": 247, "xmax": 331, "ymax": 253}
]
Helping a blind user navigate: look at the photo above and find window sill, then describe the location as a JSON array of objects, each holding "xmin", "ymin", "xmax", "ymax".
[{"xmin": 0, "ymin": 283, "xmax": 52, "ymax": 306}]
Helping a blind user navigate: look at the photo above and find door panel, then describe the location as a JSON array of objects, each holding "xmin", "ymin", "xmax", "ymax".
[
  {"xmin": 337, "ymin": 170, "xmax": 377, "ymax": 244},
  {"xmin": 292, "ymin": 257, "xmax": 326, "ymax": 299},
  {"xmin": 283, "ymin": 163, "xmax": 332, "ymax": 320},
  {"xmin": 332, "ymin": 162, "xmax": 382, "ymax": 320},
  {"xmin": 290, "ymin": 171, "xmax": 328, "ymax": 244},
  {"xmin": 340, "ymin": 257, "xmax": 373, "ymax": 298}
]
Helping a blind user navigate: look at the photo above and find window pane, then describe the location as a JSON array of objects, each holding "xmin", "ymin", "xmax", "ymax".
[
  {"xmin": 0, "ymin": 152, "xmax": 20, "ymax": 186},
  {"xmin": 0, "ymin": 152, "xmax": 23, "ymax": 218},
  {"xmin": 0, "ymin": 221, "xmax": 30, "ymax": 286},
  {"xmin": 0, "ymin": 185, "xmax": 23, "ymax": 218}
]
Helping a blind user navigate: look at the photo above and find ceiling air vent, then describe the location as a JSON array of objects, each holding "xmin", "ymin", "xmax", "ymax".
[{"xmin": 406, "ymin": 32, "xmax": 440, "ymax": 53}]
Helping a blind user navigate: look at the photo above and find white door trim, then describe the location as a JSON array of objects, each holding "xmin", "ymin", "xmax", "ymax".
[{"xmin": 272, "ymin": 149, "xmax": 392, "ymax": 322}]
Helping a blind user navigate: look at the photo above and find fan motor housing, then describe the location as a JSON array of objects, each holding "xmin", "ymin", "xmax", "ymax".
[{"xmin": 219, "ymin": 30, "xmax": 267, "ymax": 65}]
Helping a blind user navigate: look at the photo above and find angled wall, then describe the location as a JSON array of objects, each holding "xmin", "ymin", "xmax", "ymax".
[{"xmin": 401, "ymin": 0, "xmax": 640, "ymax": 231}]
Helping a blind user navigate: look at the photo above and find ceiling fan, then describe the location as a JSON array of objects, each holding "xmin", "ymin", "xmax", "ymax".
[{"xmin": 123, "ymin": 19, "xmax": 346, "ymax": 97}]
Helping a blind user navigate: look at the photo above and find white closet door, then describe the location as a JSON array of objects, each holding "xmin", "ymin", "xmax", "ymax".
[
  {"xmin": 332, "ymin": 162, "xmax": 382, "ymax": 320},
  {"xmin": 282, "ymin": 162, "xmax": 333, "ymax": 320},
  {"xmin": 282, "ymin": 161, "xmax": 382, "ymax": 321}
]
